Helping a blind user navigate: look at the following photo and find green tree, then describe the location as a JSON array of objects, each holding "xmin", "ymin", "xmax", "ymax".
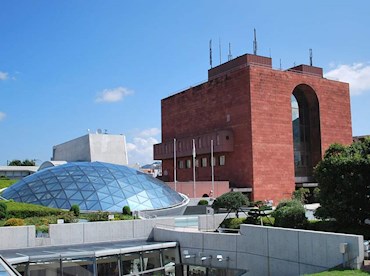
[
  {"xmin": 292, "ymin": 188, "xmax": 310, "ymax": 203},
  {"xmin": 0, "ymin": 202, "xmax": 8, "ymax": 220},
  {"xmin": 212, "ymin": 192, "xmax": 249, "ymax": 218},
  {"xmin": 70, "ymin": 204, "xmax": 80, "ymax": 217},
  {"xmin": 21, "ymin": 159, "xmax": 36, "ymax": 166},
  {"xmin": 122, "ymin": 205, "xmax": 131, "ymax": 215},
  {"xmin": 272, "ymin": 199, "xmax": 307, "ymax": 228},
  {"xmin": 8, "ymin": 159, "xmax": 36, "ymax": 166},
  {"xmin": 314, "ymin": 139, "xmax": 370, "ymax": 225},
  {"xmin": 8, "ymin": 160, "xmax": 22, "ymax": 166}
]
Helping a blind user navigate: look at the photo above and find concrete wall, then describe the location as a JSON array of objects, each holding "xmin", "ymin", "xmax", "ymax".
[
  {"xmin": 0, "ymin": 218, "xmax": 175, "ymax": 250},
  {"xmin": 153, "ymin": 224, "xmax": 364, "ymax": 276},
  {"xmin": 52, "ymin": 133, "xmax": 128, "ymax": 165},
  {"xmin": 0, "ymin": 226, "xmax": 36, "ymax": 249}
]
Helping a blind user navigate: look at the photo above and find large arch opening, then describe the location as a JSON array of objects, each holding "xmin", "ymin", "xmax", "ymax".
[{"xmin": 291, "ymin": 84, "xmax": 321, "ymax": 183}]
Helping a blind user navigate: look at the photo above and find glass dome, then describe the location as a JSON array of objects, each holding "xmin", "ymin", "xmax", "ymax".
[{"xmin": 2, "ymin": 162, "xmax": 184, "ymax": 212}]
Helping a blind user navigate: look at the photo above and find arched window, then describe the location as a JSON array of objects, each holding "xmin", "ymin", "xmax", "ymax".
[{"xmin": 291, "ymin": 85, "xmax": 321, "ymax": 181}]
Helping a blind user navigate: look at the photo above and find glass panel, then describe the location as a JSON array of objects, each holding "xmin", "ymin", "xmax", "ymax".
[
  {"xmin": 96, "ymin": 256, "xmax": 119, "ymax": 276},
  {"xmin": 121, "ymin": 253, "xmax": 141, "ymax": 275},
  {"xmin": 62, "ymin": 257, "xmax": 94, "ymax": 276},
  {"xmin": 28, "ymin": 259, "xmax": 61, "ymax": 276},
  {"xmin": 142, "ymin": 250, "xmax": 161, "ymax": 271}
]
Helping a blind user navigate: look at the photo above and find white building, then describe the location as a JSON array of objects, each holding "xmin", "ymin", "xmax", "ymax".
[{"xmin": 52, "ymin": 133, "xmax": 128, "ymax": 165}]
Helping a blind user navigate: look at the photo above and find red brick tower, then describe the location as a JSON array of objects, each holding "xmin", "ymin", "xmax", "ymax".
[{"xmin": 154, "ymin": 53, "xmax": 352, "ymax": 203}]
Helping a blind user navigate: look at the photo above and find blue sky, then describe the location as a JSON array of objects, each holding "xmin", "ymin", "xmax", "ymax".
[{"xmin": 1, "ymin": 1, "xmax": 370, "ymax": 166}]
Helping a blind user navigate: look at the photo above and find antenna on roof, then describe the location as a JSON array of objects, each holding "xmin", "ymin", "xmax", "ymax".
[
  {"xmin": 279, "ymin": 59, "xmax": 282, "ymax": 70},
  {"xmin": 309, "ymin": 48, "xmax": 313, "ymax": 66},
  {"xmin": 253, "ymin": 28, "xmax": 257, "ymax": 55},
  {"xmin": 228, "ymin": 43, "xmax": 233, "ymax": 61},
  {"xmin": 209, "ymin": 39, "xmax": 213, "ymax": 68},
  {"xmin": 219, "ymin": 38, "xmax": 222, "ymax": 65}
]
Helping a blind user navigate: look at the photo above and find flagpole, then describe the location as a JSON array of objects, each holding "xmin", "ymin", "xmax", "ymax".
[
  {"xmin": 192, "ymin": 139, "xmax": 196, "ymax": 198},
  {"xmin": 211, "ymin": 139, "xmax": 214, "ymax": 198},
  {"xmin": 174, "ymin": 138, "xmax": 177, "ymax": 192}
]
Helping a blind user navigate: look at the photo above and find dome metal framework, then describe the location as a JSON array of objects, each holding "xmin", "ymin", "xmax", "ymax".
[{"xmin": 3, "ymin": 162, "xmax": 184, "ymax": 212}]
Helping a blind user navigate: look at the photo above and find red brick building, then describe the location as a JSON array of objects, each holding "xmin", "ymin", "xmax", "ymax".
[{"xmin": 154, "ymin": 53, "xmax": 352, "ymax": 203}]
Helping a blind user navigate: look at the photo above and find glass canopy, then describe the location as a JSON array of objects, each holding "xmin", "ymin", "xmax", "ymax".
[{"xmin": 2, "ymin": 162, "xmax": 184, "ymax": 212}]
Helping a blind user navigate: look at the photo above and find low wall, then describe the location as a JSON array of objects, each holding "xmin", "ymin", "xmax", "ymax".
[
  {"xmin": 0, "ymin": 225, "xmax": 35, "ymax": 249},
  {"xmin": 0, "ymin": 218, "xmax": 175, "ymax": 250},
  {"xmin": 153, "ymin": 224, "xmax": 364, "ymax": 276}
]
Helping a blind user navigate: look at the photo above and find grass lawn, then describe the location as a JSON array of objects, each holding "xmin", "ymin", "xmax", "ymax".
[
  {"xmin": 0, "ymin": 178, "xmax": 17, "ymax": 189},
  {"xmin": 306, "ymin": 269, "xmax": 370, "ymax": 275}
]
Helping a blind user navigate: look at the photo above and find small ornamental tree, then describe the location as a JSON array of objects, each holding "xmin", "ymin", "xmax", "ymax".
[
  {"xmin": 292, "ymin": 188, "xmax": 310, "ymax": 204},
  {"xmin": 314, "ymin": 139, "xmax": 370, "ymax": 225},
  {"xmin": 70, "ymin": 204, "xmax": 80, "ymax": 217},
  {"xmin": 198, "ymin": 199, "xmax": 208, "ymax": 206},
  {"xmin": 212, "ymin": 192, "xmax": 249, "ymax": 218},
  {"xmin": 0, "ymin": 201, "xmax": 8, "ymax": 219},
  {"xmin": 272, "ymin": 199, "xmax": 307, "ymax": 229},
  {"xmin": 122, "ymin": 205, "xmax": 131, "ymax": 215}
]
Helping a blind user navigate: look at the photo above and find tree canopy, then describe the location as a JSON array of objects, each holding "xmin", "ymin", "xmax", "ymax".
[
  {"xmin": 8, "ymin": 159, "xmax": 36, "ymax": 166},
  {"xmin": 314, "ymin": 138, "xmax": 370, "ymax": 225},
  {"xmin": 212, "ymin": 192, "xmax": 249, "ymax": 218}
]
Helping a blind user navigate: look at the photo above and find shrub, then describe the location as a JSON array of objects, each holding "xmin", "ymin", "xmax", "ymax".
[
  {"xmin": 198, "ymin": 199, "xmax": 208, "ymax": 206},
  {"xmin": 272, "ymin": 199, "xmax": 307, "ymax": 229},
  {"xmin": 0, "ymin": 201, "xmax": 7, "ymax": 219},
  {"xmin": 292, "ymin": 188, "xmax": 310, "ymax": 203},
  {"xmin": 6, "ymin": 202, "xmax": 65, "ymax": 218},
  {"xmin": 70, "ymin": 204, "xmax": 80, "ymax": 217},
  {"xmin": 4, "ymin": 218, "xmax": 25, "ymax": 226},
  {"xmin": 221, "ymin": 217, "xmax": 247, "ymax": 229},
  {"xmin": 212, "ymin": 192, "xmax": 249, "ymax": 218},
  {"xmin": 58, "ymin": 212, "xmax": 77, "ymax": 223},
  {"xmin": 87, "ymin": 211, "xmax": 109, "ymax": 222},
  {"xmin": 122, "ymin": 205, "xmax": 131, "ymax": 215}
]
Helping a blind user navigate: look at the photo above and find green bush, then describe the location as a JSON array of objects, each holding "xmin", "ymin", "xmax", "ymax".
[
  {"xmin": 4, "ymin": 218, "xmax": 25, "ymax": 226},
  {"xmin": 122, "ymin": 205, "xmax": 131, "ymax": 215},
  {"xmin": 272, "ymin": 199, "xmax": 307, "ymax": 229},
  {"xmin": 36, "ymin": 224, "xmax": 49, "ymax": 233},
  {"xmin": 70, "ymin": 204, "xmax": 80, "ymax": 217},
  {"xmin": 6, "ymin": 202, "xmax": 65, "ymax": 218},
  {"xmin": 212, "ymin": 192, "xmax": 249, "ymax": 218},
  {"xmin": 197, "ymin": 199, "xmax": 208, "ymax": 206},
  {"xmin": 58, "ymin": 212, "xmax": 77, "ymax": 223},
  {"xmin": 221, "ymin": 217, "xmax": 247, "ymax": 229},
  {"xmin": 87, "ymin": 211, "xmax": 109, "ymax": 222},
  {"xmin": 0, "ymin": 201, "xmax": 7, "ymax": 219}
]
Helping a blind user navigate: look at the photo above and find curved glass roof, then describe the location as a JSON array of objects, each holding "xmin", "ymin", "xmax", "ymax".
[{"xmin": 2, "ymin": 162, "xmax": 184, "ymax": 212}]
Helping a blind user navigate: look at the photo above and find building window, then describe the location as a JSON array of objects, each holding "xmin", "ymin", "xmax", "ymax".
[
  {"xmin": 216, "ymin": 135, "xmax": 220, "ymax": 146},
  {"xmin": 178, "ymin": 141, "xmax": 182, "ymax": 152},
  {"xmin": 198, "ymin": 137, "xmax": 202, "ymax": 148},
  {"xmin": 195, "ymin": 159, "xmax": 199, "ymax": 167},
  {"xmin": 178, "ymin": 160, "xmax": 184, "ymax": 169},
  {"xmin": 186, "ymin": 159, "xmax": 191, "ymax": 169},
  {"xmin": 201, "ymin": 157, "xmax": 207, "ymax": 167},
  {"xmin": 219, "ymin": 155, "xmax": 225, "ymax": 166}
]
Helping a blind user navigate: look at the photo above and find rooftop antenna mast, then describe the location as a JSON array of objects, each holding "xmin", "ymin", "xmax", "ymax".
[
  {"xmin": 309, "ymin": 48, "xmax": 313, "ymax": 66},
  {"xmin": 228, "ymin": 43, "xmax": 233, "ymax": 61},
  {"xmin": 219, "ymin": 38, "xmax": 222, "ymax": 65},
  {"xmin": 209, "ymin": 39, "xmax": 213, "ymax": 68},
  {"xmin": 253, "ymin": 28, "xmax": 257, "ymax": 55}
]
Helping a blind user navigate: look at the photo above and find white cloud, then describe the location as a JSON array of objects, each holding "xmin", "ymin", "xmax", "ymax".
[
  {"xmin": 95, "ymin": 86, "xmax": 133, "ymax": 103},
  {"xmin": 325, "ymin": 63, "xmax": 370, "ymax": 96},
  {"xmin": 0, "ymin": 112, "xmax": 6, "ymax": 121},
  {"xmin": 126, "ymin": 128, "xmax": 161, "ymax": 166},
  {"xmin": 0, "ymin": 71, "xmax": 8, "ymax": 81},
  {"xmin": 139, "ymin": 127, "xmax": 161, "ymax": 137}
]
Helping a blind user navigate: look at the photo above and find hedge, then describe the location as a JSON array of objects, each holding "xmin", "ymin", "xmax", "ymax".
[{"xmin": 5, "ymin": 202, "xmax": 66, "ymax": 218}]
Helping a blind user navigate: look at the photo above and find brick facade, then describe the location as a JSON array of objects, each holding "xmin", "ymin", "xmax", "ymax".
[{"xmin": 154, "ymin": 54, "xmax": 352, "ymax": 203}]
